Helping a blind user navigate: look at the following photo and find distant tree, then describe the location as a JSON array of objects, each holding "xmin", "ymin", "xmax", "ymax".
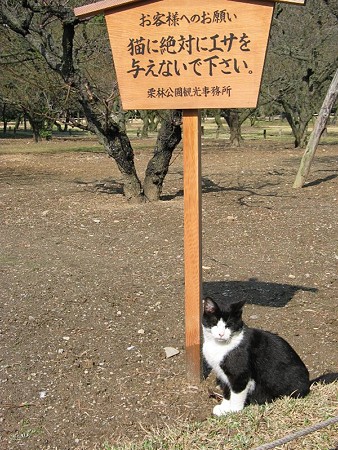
[
  {"xmin": 262, "ymin": 0, "xmax": 338, "ymax": 147},
  {"xmin": 0, "ymin": 97, "xmax": 19, "ymax": 133},
  {"xmin": 138, "ymin": 110, "xmax": 161, "ymax": 138},
  {"xmin": 0, "ymin": 24, "xmax": 78, "ymax": 140},
  {"xmin": 2, "ymin": 57, "xmax": 73, "ymax": 141},
  {"xmin": 205, "ymin": 109, "xmax": 227, "ymax": 137},
  {"xmin": 220, "ymin": 108, "xmax": 255, "ymax": 146}
]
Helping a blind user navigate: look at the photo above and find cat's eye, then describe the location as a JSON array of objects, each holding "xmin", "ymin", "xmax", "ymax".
[{"xmin": 210, "ymin": 317, "xmax": 219, "ymax": 326}]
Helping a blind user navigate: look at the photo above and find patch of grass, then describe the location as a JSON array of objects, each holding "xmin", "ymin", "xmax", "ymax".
[
  {"xmin": 0, "ymin": 138, "xmax": 104, "ymax": 155},
  {"xmin": 10, "ymin": 419, "xmax": 42, "ymax": 443},
  {"xmin": 106, "ymin": 382, "xmax": 338, "ymax": 450},
  {"xmin": 1, "ymin": 123, "xmax": 338, "ymax": 155},
  {"xmin": 0, "ymin": 256, "xmax": 20, "ymax": 266}
]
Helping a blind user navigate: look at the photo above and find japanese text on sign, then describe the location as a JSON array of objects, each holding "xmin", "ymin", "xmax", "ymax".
[
  {"xmin": 148, "ymin": 85, "xmax": 232, "ymax": 99},
  {"xmin": 126, "ymin": 9, "xmax": 252, "ymax": 79},
  {"xmin": 104, "ymin": 0, "xmax": 274, "ymax": 109},
  {"xmin": 139, "ymin": 9, "xmax": 238, "ymax": 27}
]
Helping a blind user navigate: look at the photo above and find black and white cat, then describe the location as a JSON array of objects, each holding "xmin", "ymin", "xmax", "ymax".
[{"xmin": 202, "ymin": 297, "xmax": 335, "ymax": 417}]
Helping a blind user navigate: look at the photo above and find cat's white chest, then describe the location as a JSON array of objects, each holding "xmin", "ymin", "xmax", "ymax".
[{"xmin": 203, "ymin": 329, "xmax": 244, "ymax": 385}]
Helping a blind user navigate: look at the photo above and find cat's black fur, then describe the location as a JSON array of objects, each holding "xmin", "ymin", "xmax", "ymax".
[{"xmin": 202, "ymin": 297, "xmax": 337, "ymax": 411}]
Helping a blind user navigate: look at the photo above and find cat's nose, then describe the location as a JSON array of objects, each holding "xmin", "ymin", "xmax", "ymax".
[{"xmin": 219, "ymin": 332, "xmax": 224, "ymax": 337}]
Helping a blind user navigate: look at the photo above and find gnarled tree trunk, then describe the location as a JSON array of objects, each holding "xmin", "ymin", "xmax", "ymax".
[
  {"xmin": 221, "ymin": 108, "xmax": 254, "ymax": 146},
  {"xmin": 79, "ymin": 94, "xmax": 144, "ymax": 203},
  {"xmin": 223, "ymin": 110, "xmax": 243, "ymax": 146},
  {"xmin": 281, "ymin": 100, "xmax": 310, "ymax": 148},
  {"xmin": 143, "ymin": 110, "xmax": 182, "ymax": 201}
]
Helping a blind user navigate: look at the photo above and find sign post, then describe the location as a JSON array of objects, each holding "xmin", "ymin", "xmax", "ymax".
[
  {"xmin": 183, "ymin": 109, "xmax": 202, "ymax": 383},
  {"xmin": 74, "ymin": 0, "xmax": 305, "ymax": 383}
]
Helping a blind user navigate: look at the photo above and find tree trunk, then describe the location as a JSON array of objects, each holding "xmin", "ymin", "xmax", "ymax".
[
  {"xmin": 2, "ymin": 103, "xmax": 7, "ymax": 133},
  {"xmin": 294, "ymin": 69, "xmax": 338, "ymax": 188},
  {"xmin": 214, "ymin": 109, "xmax": 226, "ymax": 138},
  {"xmin": 143, "ymin": 110, "xmax": 182, "ymax": 201},
  {"xmin": 139, "ymin": 110, "xmax": 150, "ymax": 138},
  {"xmin": 27, "ymin": 115, "xmax": 43, "ymax": 142},
  {"xmin": 63, "ymin": 110, "xmax": 70, "ymax": 132},
  {"xmin": 148, "ymin": 111, "xmax": 160, "ymax": 132},
  {"xmin": 221, "ymin": 109, "xmax": 244, "ymax": 146},
  {"xmin": 281, "ymin": 101, "xmax": 311, "ymax": 148},
  {"xmin": 14, "ymin": 115, "xmax": 22, "ymax": 133},
  {"xmin": 293, "ymin": 124, "xmax": 309, "ymax": 148},
  {"xmin": 102, "ymin": 128, "xmax": 144, "ymax": 203}
]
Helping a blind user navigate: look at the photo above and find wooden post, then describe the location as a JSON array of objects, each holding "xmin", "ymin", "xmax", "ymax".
[
  {"xmin": 293, "ymin": 69, "xmax": 338, "ymax": 188},
  {"xmin": 183, "ymin": 110, "xmax": 202, "ymax": 384}
]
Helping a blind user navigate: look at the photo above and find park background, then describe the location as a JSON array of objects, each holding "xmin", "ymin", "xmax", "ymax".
[{"xmin": 1, "ymin": 1, "xmax": 337, "ymax": 449}]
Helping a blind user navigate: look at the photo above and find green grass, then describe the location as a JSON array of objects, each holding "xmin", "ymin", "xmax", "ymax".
[
  {"xmin": 10, "ymin": 419, "xmax": 42, "ymax": 443},
  {"xmin": 105, "ymin": 382, "xmax": 338, "ymax": 450},
  {"xmin": 0, "ymin": 138, "xmax": 104, "ymax": 155},
  {"xmin": 1, "ymin": 120, "xmax": 338, "ymax": 155}
]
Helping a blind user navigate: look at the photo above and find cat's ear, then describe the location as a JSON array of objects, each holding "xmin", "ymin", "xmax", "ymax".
[
  {"xmin": 203, "ymin": 297, "xmax": 219, "ymax": 314},
  {"xmin": 230, "ymin": 300, "xmax": 246, "ymax": 314}
]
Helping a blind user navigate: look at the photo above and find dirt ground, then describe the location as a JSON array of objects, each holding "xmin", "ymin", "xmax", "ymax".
[{"xmin": 0, "ymin": 139, "xmax": 337, "ymax": 449}]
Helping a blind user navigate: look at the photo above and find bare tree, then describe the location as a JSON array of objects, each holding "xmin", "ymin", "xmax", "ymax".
[
  {"xmin": 262, "ymin": 0, "xmax": 338, "ymax": 147},
  {"xmin": 0, "ymin": 1, "xmax": 181, "ymax": 202},
  {"xmin": 220, "ymin": 108, "xmax": 255, "ymax": 146}
]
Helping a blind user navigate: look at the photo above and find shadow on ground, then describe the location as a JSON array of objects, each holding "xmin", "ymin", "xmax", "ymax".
[
  {"xmin": 75, "ymin": 178, "xmax": 124, "ymax": 194},
  {"xmin": 162, "ymin": 175, "xmax": 281, "ymax": 201},
  {"xmin": 304, "ymin": 174, "xmax": 337, "ymax": 188},
  {"xmin": 203, "ymin": 278, "xmax": 318, "ymax": 307}
]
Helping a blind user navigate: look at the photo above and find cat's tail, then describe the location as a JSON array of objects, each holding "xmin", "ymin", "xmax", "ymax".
[{"xmin": 310, "ymin": 372, "xmax": 338, "ymax": 386}]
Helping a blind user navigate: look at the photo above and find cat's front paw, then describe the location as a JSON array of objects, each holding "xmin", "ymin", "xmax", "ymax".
[{"xmin": 213, "ymin": 400, "xmax": 231, "ymax": 417}]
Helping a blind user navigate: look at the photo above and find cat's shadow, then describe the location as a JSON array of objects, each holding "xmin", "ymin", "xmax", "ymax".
[{"xmin": 204, "ymin": 278, "xmax": 318, "ymax": 307}]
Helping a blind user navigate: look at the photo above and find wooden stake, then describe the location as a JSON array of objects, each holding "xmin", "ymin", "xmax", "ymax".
[
  {"xmin": 293, "ymin": 69, "xmax": 338, "ymax": 188},
  {"xmin": 183, "ymin": 110, "xmax": 202, "ymax": 384}
]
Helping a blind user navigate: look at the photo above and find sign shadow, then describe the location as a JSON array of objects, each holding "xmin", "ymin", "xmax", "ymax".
[{"xmin": 203, "ymin": 277, "xmax": 318, "ymax": 308}]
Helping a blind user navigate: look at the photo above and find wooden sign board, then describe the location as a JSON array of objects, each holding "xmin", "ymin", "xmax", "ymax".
[
  {"xmin": 75, "ymin": 0, "xmax": 305, "ymax": 20},
  {"xmin": 104, "ymin": 0, "xmax": 274, "ymax": 110}
]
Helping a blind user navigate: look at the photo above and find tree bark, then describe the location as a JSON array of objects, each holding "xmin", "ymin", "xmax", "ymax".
[
  {"xmin": 105, "ymin": 131, "xmax": 144, "ymax": 202},
  {"xmin": 25, "ymin": 112, "xmax": 43, "ymax": 142},
  {"xmin": 143, "ymin": 110, "xmax": 182, "ymax": 201},
  {"xmin": 148, "ymin": 111, "xmax": 160, "ymax": 132},
  {"xmin": 221, "ymin": 109, "xmax": 254, "ymax": 146},
  {"xmin": 293, "ymin": 69, "xmax": 338, "ymax": 188},
  {"xmin": 2, "ymin": 103, "xmax": 7, "ymax": 133},
  {"xmin": 222, "ymin": 110, "xmax": 243, "ymax": 146},
  {"xmin": 139, "ymin": 110, "xmax": 149, "ymax": 138},
  {"xmin": 214, "ymin": 109, "xmax": 226, "ymax": 138},
  {"xmin": 14, "ymin": 115, "xmax": 22, "ymax": 132},
  {"xmin": 79, "ymin": 95, "xmax": 144, "ymax": 203},
  {"xmin": 281, "ymin": 100, "xmax": 310, "ymax": 148}
]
